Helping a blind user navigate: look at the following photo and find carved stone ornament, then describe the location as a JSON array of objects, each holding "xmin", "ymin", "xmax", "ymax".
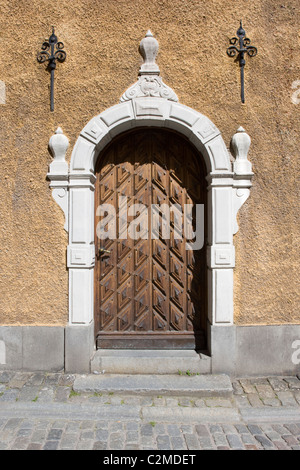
[
  {"xmin": 120, "ymin": 30, "xmax": 178, "ymax": 103},
  {"xmin": 230, "ymin": 126, "xmax": 253, "ymax": 234},
  {"xmin": 47, "ymin": 127, "xmax": 69, "ymax": 231},
  {"xmin": 230, "ymin": 126, "xmax": 253, "ymax": 175},
  {"xmin": 48, "ymin": 127, "xmax": 69, "ymax": 172}
]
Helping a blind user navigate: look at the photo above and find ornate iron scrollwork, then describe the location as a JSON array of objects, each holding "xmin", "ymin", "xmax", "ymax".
[
  {"xmin": 37, "ymin": 27, "xmax": 66, "ymax": 111},
  {"xmin": 227, "ymin": 21, "xmax": 257, "ymax": 103}
]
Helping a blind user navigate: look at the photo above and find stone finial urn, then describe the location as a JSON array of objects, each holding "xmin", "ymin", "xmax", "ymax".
[
  {"xmin": 48, "ymin": 127, "xmax": 69, "ymax": 174},
  {"xmin": 49, "ymin": 127, "xmax": 69, "ymax": 162},
  {"xmin": 139, "ymin": 30, "xmax": 160, "ymax": 75},
  {"xmin": 230, "ymin": 126, "xmax": 252, "ymax": 175}
]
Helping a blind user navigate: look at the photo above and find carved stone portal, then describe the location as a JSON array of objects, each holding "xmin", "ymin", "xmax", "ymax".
[{"xmin": 47, "ymin": 31, "xmax": 253, "ymax": 331}]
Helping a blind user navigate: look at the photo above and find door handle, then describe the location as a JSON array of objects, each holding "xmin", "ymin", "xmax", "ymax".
[{"xmin": 98, "ymin": 248, "xmax": 111, "ymax": 257}]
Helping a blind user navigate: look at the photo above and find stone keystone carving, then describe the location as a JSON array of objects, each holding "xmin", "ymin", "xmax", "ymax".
[{"xmin": 120, "ymin": 30, "xmax": 178, "ymax": 103}]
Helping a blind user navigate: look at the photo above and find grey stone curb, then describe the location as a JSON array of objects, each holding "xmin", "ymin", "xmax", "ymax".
[
  {"xmin": 142, "ymin": 406, "xmax": 241, "ymax": 424},
  {"xmin": 240, "ymin": 407, "xmax": 300, "ymax": 423},
  {"xmin": 0, "ymin": 402, "xmax": 239, "ymax": 424},
  {"xmin": 1, "ymin": 401, "xmax": 300, "ymax": 426},
  {"xmin": 0, "ymin": 402, "xmax": 141, "ymax": 421},
  {"xmin": 0, "ymin": 401, "xmax": 250, "ymax": 425}
]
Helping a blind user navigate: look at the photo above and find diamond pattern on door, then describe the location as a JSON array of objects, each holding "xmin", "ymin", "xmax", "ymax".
[{"xmin": 94, "ymin": 129, "xmax": 206, "ymax": 350}]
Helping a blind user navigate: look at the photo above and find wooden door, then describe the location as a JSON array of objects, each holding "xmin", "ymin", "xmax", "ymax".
[{"xmin": 94, "ymin": 129, "xmax": 207, "ymax": 350}]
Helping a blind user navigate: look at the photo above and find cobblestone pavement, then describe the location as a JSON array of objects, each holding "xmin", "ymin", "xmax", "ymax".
[{"xmin": 0, "ymin": 371, "xmax": 300, "ymax": 450}]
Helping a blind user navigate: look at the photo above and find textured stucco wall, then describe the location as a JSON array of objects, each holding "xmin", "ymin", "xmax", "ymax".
[{"xmin": 0, "ymin": 0, "xmax": 299, "ymax": 325}]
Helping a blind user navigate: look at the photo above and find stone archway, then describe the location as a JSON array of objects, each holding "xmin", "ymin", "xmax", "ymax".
[{"xmin": 47, "ymin": 31, "xmax": 253, "ymax": 372}]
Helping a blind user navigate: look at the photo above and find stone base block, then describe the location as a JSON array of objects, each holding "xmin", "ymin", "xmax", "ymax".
[
  {"xmin": 0, "ymin": 326, "xmax": 64, "ymax": 371},
  {"xmin": 65, "ymin": 322, "xmax": 95, "ymax": 374}
]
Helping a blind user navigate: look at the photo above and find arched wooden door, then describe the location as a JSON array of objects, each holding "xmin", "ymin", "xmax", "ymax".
[{"xmin": 94, "ymin": 128, "xmax": 207, "ymax": 350}]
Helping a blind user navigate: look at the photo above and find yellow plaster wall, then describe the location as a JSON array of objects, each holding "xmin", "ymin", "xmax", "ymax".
[{"xmin": 0, "ymin": 0, "xmax": 299, "ymax": 325}]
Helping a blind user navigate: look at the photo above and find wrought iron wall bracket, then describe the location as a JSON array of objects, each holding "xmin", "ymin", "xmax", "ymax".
[
  {"xmin": 227, "ymin": 21, "xmax": 257, "ymax": 103},
  {"xmin": 37, "ymin": 27, "xmax": 66, "ymax": 112}
]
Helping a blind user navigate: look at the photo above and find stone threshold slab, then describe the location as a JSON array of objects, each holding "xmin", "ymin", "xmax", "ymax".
[
  {"xmin": 91, "ymin": 349, "xmax": 211, "ymax": 375},
  {"xmin": 73, "ymin": 374, "xmax": 233, "ymax": 398}
]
